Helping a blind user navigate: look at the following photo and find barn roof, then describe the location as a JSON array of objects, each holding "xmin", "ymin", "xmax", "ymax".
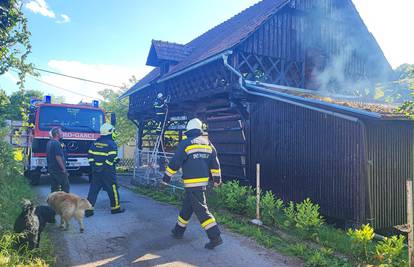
[
  {"xmin": 122, "ymin": 0, "xmax": 289, "ymax": 98},
  {"xmin": 122, "ymin": 0, "xmax": 392, "ymax": 99},
  {"xmin": 146, "ymin": 40, "xmax": 192, "ymax": 66}
]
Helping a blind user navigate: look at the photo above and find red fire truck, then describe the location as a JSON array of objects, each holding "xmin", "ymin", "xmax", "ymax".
[{"xmin": 24, "ymin": 96, "xmax": 112, "ymax": 184}]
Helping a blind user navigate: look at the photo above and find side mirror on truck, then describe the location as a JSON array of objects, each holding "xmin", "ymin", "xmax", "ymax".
[{"xmin": 110, "ymin": 112, "xmax": 116, "ymax": 127}]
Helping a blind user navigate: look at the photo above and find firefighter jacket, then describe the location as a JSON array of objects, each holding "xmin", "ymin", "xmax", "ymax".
[
  {"xmin": 153, "ymin": 98, "xmax": 167, "ymax": 116},
  {"xmin": 164, "ymin": 131, "xmax": 222, "ymax": 189},
  {"xmin": 88, "ymin": 135, "xmax": 119, "ymax": 173}
]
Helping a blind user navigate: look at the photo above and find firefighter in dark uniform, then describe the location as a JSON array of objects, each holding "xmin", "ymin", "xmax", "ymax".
[
  {"xmin": 162, "ymin": 118, "xmax": 223, "ymax": 249},
  {"xmin": 85, "ymin": 123, "xmax": 125, "ymax": 217},
  {"xmin": 153, "ymin": 92, "xmax": 167, "ymax": 130}
]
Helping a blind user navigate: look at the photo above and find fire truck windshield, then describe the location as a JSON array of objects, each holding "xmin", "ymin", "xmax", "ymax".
[{"xmin": 38, "ymin": 106, "xmax": 104, "ymax": 133}]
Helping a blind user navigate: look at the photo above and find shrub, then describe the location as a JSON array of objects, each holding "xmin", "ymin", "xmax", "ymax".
[
  {"xmin": 283, "ymin": 201, "xmax": 296, "ymax": 227},
  {"xmin": 246, "ymin": 194, "xmax": 256, "ymax": 218},
  {"xmin": 373, "ymin": 235, "xmax": 406, "ymax": 266},
  {"xmin": 347, "ymin": 224, "xmax": 374, "ymax": 263},
  {"xmin": 0, "ymin": 134, "xmax": 53, "ymax": 266},
  {"xmin": 260, "ymin": 191, "xmax": 278, "ymax": 225},
  {"xmin": 294, "ymin": 198, "xmax": 324, "ymax": 231},
  {"xmin": 214, "ymin": 181, "xmax": 252, "ymax": 214},
  {"xmin": 283, "ymin": 198, "xmax": 323, "ymax": 231}
]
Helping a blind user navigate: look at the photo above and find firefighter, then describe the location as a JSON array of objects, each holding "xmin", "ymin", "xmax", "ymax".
[
  {"xmin": 153, "ymin": 92, "xmax": 167, "ymax": 130},
  {"xmin": 162, "ymin": 118, "xmax": 223, "ymax": 249},
  {"xmin": 85, "ymin": 123, "xmax": 124, "ymax": 217}
]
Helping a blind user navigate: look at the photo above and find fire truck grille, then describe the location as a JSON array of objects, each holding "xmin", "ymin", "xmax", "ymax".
[{"xmin": 32, "ymin": 139, "xmax": 94, "ymax": 155}]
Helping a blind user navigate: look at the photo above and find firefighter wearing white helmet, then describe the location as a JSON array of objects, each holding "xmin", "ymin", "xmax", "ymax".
[
  {"xmin": 163, "ymin": 118, "xmax": 223, "ymax": 249},
  {"xmin": 153, "ymin": 92, "xmax": 167, "ymax": 130},
  {"xmin": 85, "ymin": 122, "xmax": 124, "ymax": 217},
  {"xmin": 100, "ymin": 123, "xmax": 114, "ymax": 135}
]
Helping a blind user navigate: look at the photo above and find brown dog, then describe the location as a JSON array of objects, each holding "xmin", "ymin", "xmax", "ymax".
[{"xmin": 47, "ymin": 191, "xmax": 92, "ymax": 233}]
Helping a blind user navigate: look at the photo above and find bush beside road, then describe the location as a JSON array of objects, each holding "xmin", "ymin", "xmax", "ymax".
[{"xmin": 0, "ymin": 133, "xmax": 55, "ymax": 267}]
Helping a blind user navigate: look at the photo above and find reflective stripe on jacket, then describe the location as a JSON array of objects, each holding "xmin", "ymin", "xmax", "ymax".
[
  {"xmin": 165, "ymin": 133, "xmax": 221, "ymax": 188},
  {"xmin": 154, "ymin": 99, "xmax": 166, "ymax": 115},
  {"xmin": 88, "ymin": 135, "xmax": 118, "ymax": 171}
]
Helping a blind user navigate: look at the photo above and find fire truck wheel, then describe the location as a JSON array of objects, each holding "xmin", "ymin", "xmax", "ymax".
[{"xmin": 29, "ymin": 172, "xmax": 41, "ymax": 185}]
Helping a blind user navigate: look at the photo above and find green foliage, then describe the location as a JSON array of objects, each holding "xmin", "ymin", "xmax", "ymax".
[
  {"xmin": 0, "ymin": 130, "xmax": 54, "ymax": 266},
  {"xmin": 288, "ymin": 243, "xmax": 350, "ymax": 267},
  {"xmin": 213, "ymin": 180, "xmax": 252, "ymax": 214},
  {"xmin": 246, "ymin": 194, "xmax": 256, "ymax": 218},
  {"xmin": 395, "ymin": 63, "xmax": 414, "ymax": 117},
  {"xmin": 347, "ymin": 224, "xmax": 374, "ymax": 263},
  {"xmin": 0, "ymin": 0, "xmax": 34, "ymax": 86},
  {"xmin": 283, "ymin": 201, "xmax": 296, "ymax": 227},
  {"xmin": 282, "ymin": 199, "xmax": 323, "ymax": 231},
  {"xmin": 0, "ymin": 232, "xmax": 51, "ymax": 266},
  {"xmin": 98, "ymin": 87, "xmax": 135, "ymax": 145},
  {"xmin": 133, "ymin": 181, "xmax": 408, "ymax": 267},
  {"xmin": 5, "ymin": 89, "xmax": 43, "ymax": 121},
  {"xmin": 0, "ymin": 90, "xmax": 10, "ymax": 124},
  {"xmin": 294, "ymin": 198, "xmax": 324, "ymax": 231},
  {"xmin": 373, "ymin": 235, "xmax": 406, "ymax": 266},
  {"xmin": 395, "ymin": 63, "xmax": 414, "ymax": 80},
  {"xmin": 260, "ymin": 191, "xmax": 278, "ymax": 225}
]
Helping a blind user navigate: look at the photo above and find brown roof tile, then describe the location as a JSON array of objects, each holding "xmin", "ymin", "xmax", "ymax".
[{"xmin": 122, "ymin": 0, "xmax": 288, "ymax": 97}]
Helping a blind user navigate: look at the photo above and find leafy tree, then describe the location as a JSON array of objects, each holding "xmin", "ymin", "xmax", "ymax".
[
  {"xmin": 98, "ymin": 88, "xmax": 135, "ymax": 145},
  {"xmin": 0, "ymin": 0, "xmax": 34, "ymax": 85},
  {"xmin": 5, "ymin": 89, "xmax": 43, "ymax": 120},
  {"xmin": 395, "ymin": 63, "xmax": 414, "ymax": 118},
  {"xmin": 395, "ymin": 63, "xmax": 414, "ymax": 80},
  {"xmin": 0, "ymin": 89, "xmax": 10, "ymax": 124}
]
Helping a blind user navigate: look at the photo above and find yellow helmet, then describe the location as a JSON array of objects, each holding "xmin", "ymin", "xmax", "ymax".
[{"xmin": 100, "ymin": 123, "xmax": 115, "ymax": 135}]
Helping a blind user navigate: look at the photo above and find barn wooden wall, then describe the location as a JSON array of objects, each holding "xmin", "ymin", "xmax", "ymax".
[{"xmin": 236, "ymin": 0, "xmax": 391, "ymax": 89}]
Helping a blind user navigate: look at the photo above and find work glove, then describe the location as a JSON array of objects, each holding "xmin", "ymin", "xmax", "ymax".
[{"xmin": 162, "ymin": 173, "xmax": 171, "ymax": 184}]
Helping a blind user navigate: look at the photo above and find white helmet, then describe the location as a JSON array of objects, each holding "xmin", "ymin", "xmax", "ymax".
[
  {"xmin": 186, "ymin": 118, "xmax": 203, "ymax": 131},
  {"xmin": 100, "ymin": 123, "xmax": 115, "ymax": 135},
  {"xmin": 157, "ymin": 93, "xmax": 163, "ymax": 99}
]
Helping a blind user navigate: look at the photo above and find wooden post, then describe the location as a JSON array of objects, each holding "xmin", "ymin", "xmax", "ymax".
[
  {"xmin": 250, "ymin": 163, "xmax": 262, "ymax": 226},
  {"xmin": 407, "ymin": 180, "xmax": 414, "ymax": 267},
  {"xmin": 256, "ymin": 163, "xmax": 260, "ymax": 220}
]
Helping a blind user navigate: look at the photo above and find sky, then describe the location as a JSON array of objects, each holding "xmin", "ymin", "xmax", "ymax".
[{"xmin": 1, "ymin": 0, "xmax": 413, "ymax": 103}]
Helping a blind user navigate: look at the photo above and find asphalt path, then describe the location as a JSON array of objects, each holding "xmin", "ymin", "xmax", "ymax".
[{"xmin": 35, "ymin": 175, "xmax": 301, "ymax": 267}]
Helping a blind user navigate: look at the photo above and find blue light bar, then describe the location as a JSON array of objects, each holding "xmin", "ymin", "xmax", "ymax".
[
  {"xmin": 44, "ymin": 95, "xmax": 51, "ymax": 103},
  {"xmin": 92, "ymin": 100, "xmax": 99, "ymax": 107}
]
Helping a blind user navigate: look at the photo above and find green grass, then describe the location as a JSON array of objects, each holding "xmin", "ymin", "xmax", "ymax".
[
  {"xmin": 0, "ymin": 138, "xmax": 55, "ymax": 266},
  {"xmin": 129, "ymin": 184, "xmax": 352, "ymax": 267}
]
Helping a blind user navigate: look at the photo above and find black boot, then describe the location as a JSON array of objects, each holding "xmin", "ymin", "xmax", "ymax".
[
  {"xmin": 111, "ymin": 208, "xmax": 125, "ymax": 214},
  {"xmin": 171, "ymin": 229, "xmax": 183, "ymax": 239},
  {"xmin": 205, "ymin": 236, "xmax": 223, "ymax": 249},
  {"xmin": 85, "ymin": 209, "xmax": 94, "ymax": 217}
]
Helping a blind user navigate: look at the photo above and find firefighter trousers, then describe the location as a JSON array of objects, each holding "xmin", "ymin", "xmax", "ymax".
[
  {"xmin": 174, "ymin": 189, "xmax": 220, "ymax": 240},
  {"xmin": 87, "ymin": 171, "xmax": 121, "ymax": 211},
  {"xmin": 50, "ymin": 171, "xmax": 70, "ymax": 193}
]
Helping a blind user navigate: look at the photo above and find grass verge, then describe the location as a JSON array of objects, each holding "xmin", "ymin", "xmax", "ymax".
[
  {"xmin": 0, "ymin": 139, "xmax": 55, "ymax": 266},
  {"xmin": 129, "ymin": 185, "xmax": 352, "ymax": 267}
]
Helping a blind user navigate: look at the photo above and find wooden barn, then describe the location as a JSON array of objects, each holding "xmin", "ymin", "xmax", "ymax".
[{"xmin": 122, "ymin": 0, "xmax": 414, "ymax": 229}]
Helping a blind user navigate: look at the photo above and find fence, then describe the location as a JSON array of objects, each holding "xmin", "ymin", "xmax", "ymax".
[{"xmin": 118, "ymin": 149, "xmax": 184, "ymax": 190}]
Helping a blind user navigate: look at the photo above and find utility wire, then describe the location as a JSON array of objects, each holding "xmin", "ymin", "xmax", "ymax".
[
  {"xmin": 28, "ymin": 74, "xmax": 104, "ymax": 101},
  {"xmin": 32, "ymin": 67, "xmax": 124, "ymax": 89}
]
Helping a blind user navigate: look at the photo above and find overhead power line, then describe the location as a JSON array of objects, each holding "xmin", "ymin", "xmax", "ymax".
[
  {"xmin": 32, "ymin": 67, "xmax": 124, "ymax": 89},
  {"xmin": 28, "ymin": 74, "xmax": 104, "ymax": 101}
]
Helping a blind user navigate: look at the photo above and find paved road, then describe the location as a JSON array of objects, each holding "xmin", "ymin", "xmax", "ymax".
[{"xmin": 35, "ymin": 176, "xmax": 301, "ymax": 267}]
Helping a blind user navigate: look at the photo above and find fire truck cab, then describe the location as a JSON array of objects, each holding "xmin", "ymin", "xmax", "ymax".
[{"xmin": 24, "ymin": 96, "xmax": 109, "ymax": 184}]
